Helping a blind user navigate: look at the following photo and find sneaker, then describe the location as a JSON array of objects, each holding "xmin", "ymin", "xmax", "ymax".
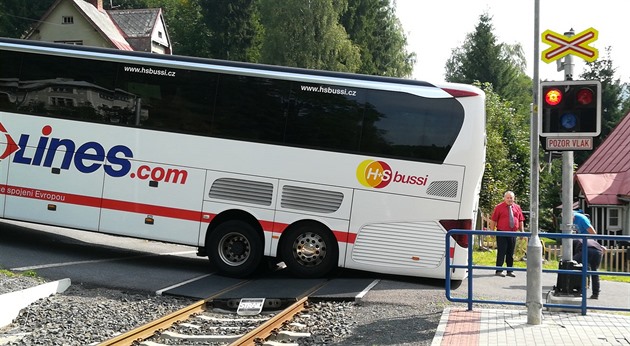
[
  {"xmin": 589, "ymin": 294, "xmax": 599, "ymax": 300},
  {"xmin": 506, "ymin": 272, "xmax": 516, "ymax": 277},
  {"xmin": 495, "ymin": 272, "xmax": 505, "ymax": 277}
]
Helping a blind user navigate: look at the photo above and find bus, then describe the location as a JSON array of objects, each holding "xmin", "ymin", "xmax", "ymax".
[{"xmin": 0, "ymin": 38, "xmax": 485, "ymax": 280}]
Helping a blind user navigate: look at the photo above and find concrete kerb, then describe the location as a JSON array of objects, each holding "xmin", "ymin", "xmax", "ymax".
[{"xmin": 0, "ymin": 278, "xmax": 71, "ymax": 328}]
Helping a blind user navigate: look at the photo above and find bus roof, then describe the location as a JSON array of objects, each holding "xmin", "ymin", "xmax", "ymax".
[{"xmin": 0, "ymin": 37, "xmax": 476, "ymax": 95}]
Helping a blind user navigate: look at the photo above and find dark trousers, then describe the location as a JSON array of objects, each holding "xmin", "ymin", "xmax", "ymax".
[
  {"xmin": 574, "ymin": 248, "xmax": 602, "ymax": 295},
  {"xmin": 496, "ymin": 235, "xmax": 516, "ymax": 273}
]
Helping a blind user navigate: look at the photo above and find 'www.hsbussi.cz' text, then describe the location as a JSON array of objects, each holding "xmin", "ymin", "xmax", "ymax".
[
  {"xmin": 300, "ymin": 85, "xmax": 357, "ymax": 96},
  {"xmin": 123, "ymin": 65, "xmax": 176, "ymax": 77}
]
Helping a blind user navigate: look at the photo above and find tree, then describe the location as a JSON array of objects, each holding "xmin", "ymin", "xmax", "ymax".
[
  {"xmin": 340, "ymin": 0, "xmax": 414, "ymax": 77},
  {"xmin": 258, "ymin": 0, "xmax": 361, "ymax": 72},
  {"xmin": 479, "ymin": 82, "xmax": 530, "ymax": 214},
  {"xmin": 445, "ymin": 13, "xmax": 532, "ymax": 214},
  {"xmin": 445, "ymin": 13, "xmax": 531, "ymax": 111},
  {"xmin": 0, "ymin": 0, "xmax": 55, "ymax": 38},
  {"xmin": 538, "ymin": 154, "xmax": 562, "ymax": 231},
  {"xmin": 198, "ymin": 0, "xmax": 262, "ymax": 62}
]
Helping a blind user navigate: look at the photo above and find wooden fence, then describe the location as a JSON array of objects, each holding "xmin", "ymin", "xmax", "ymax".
[
  {"xmin": 544, "ymin": 244, "xmax": 629, "ymax": 273},
  {"xmin": 475, "ymin": 234, "xmax": 630, "ymax": 273}
]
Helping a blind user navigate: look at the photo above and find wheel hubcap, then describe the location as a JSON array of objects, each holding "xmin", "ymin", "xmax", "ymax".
[
  {"xmin": 293, "ymin": 231, "xmax": 326, "ymax": 267},
  {"xmin": 218, "ymin": 232, "xmax": 250, "ymax": 266}
]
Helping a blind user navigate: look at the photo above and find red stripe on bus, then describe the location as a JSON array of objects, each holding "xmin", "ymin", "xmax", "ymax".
[
  {"xmin": 260, "ymin": 220, "xmax": 276, "ymax": 232},
  {"xmin": 1, "ymin": 185, "xmax": 202, "ymax": 222},
  {"xmin": 270, "ymin": 222, "xmax": 354, "ymax": 244},
  {"xmin": 449, "ymin": 247, "xmax": 454, "ymax": 258},
  {"xmin": 102, "ymin": 199, "xmax": 202, "ymax": 222},
  {"xmin": 201, "ymin": 213, "xmax": 216, "ymax": 223},
  {"xmin": 1, "ymin": 185, "xmax": 102, "ymax": 207},
  {"xmin": 333, "ymin": 230, "xmax": 356, "ymax": 243},
  {"xmin": 0, "ymin": 184, "xmax": 357, "ymax": 244}
]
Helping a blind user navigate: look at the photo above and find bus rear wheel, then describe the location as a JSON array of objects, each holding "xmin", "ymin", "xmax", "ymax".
[
  {"xmin": 207, "ymin": 220, "xmax": 263, "ymax": 278},
  {"xmin": 280, "ymin": 223, "xmax": 338, "ymax": 278}
]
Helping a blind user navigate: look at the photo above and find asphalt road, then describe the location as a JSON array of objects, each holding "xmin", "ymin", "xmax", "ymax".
[
  {"xmin": 1, "ymin": 218, "xmax": 628, "ymax": 311},
  {"xmin": 0, "ymin": 219, "xmax": 210, "ymax": 292}
]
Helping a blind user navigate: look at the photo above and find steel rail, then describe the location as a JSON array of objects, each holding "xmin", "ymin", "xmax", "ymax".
[
  {"xmin": 98, "ymin": 299, "xmax": 206, "ymax": 346},
  {"xmin": 230, "ymin": 296, "xmax": 309, "ymax": 346},
  {"xmin": 98, "ymin": 279, "xmax": 252, "ymax": 346}
]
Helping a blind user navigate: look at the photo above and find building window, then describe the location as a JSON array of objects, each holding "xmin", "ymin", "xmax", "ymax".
[
  {"xmin": 51, "ymin": 87, "xmax": 73, "ymax": 93},
  {"xmin": 158, "ymin": 31, "xmax": 163, "ymax": 39},
  {"xmin": 607, "ymin": 208, "xmax": 621, "ymax": 230},
  {"xmin": 50, "ymin": 97, "xmax": 75, "ymax": 107},
  {"xmin": 62, "ymin": 16, "xmax": 74, "ymax": 24},
  {"xmin": 54, "ymin": 40, "xmax": 83, "ymax": 45}
]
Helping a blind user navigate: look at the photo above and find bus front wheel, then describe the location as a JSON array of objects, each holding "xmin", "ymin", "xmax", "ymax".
[
  {"xmin": 207, "ymin": 220, "xmax": 263, "ymax": 278},
  {"xmin": 280, "ymin": 223, "xmax": 338, "ymax": 278}
]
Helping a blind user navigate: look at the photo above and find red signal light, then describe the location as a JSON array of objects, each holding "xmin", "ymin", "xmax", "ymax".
[
  {"xmin": 545, "ymin": 88, "xmax": 562, "ymax": 106},
  {"xmin": 576, "ymin": 87, "xmax": 594, "ymax": 105}
]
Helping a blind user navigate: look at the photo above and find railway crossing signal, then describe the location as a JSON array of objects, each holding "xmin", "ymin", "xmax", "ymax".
[
  {"xmin": 539, "ymin": 80, "xmax": 601, "ymax": 138},
  {"xmin": 541, "ymin": 28, "xmax": 599, "ymax": 63}
]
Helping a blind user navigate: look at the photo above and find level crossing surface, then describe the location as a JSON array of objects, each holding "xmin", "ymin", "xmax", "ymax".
[{"xmin": 158, "ymin": 271, "xmax": 379, "ymax": 304}]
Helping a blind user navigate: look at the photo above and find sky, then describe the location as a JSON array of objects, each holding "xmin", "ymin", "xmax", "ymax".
[{"xmin": 395, "ymin": 0, "xmax": 629, "ymax": 84}]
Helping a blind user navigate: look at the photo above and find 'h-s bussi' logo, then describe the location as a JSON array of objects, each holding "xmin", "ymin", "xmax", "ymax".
[{"xmin": 356, "ymin": 159, "xmax": 429, "ymax": 189}]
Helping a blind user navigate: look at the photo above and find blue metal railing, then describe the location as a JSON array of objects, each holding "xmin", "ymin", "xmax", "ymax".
[{"xmin": 445, "ymin": 229, "xmax": 630, "ymax": 315}]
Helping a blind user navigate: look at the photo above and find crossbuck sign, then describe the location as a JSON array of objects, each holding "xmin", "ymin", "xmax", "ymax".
[{"xmin": 541, "ymin": 27, "xmax": 598, "ymax": 63}]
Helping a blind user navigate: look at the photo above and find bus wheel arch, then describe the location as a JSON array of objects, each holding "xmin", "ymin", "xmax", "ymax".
[
  {"xmin": 279, "ymin": 220, "xmax": 339, "ymax": 278},
  {"xmin": 205, "ymin": 210, "xmax": 264, "ymax": 278}
]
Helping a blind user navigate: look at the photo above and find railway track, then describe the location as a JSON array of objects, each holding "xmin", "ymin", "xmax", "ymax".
[
  {"xmin": 0, "ymin": 268, "xmax": 372, "ymax": 345},
  {"xmin": 99, "ymin": 278, "xmax": 323, "ymax": 346},
  {"xmin": 99, "ymin": 297, "xmax": 310, "ymax": 346}
]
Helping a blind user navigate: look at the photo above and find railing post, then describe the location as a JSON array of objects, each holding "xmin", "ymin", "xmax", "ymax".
[{"xmin": 468, "ymin": 233, "xmax": 474, "ymax": 311}]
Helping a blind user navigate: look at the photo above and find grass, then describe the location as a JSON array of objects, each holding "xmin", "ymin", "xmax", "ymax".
[
  {"xmin": 0, "ymin": 268, "xmax": 39, "ymax": 278},
  {"xmin": 473, "ymin": 249, "xmax": 630, "ymax": 283},
  {"xmin": 473, "ymin": 249, "xmax": 558, "ymax": 270}
]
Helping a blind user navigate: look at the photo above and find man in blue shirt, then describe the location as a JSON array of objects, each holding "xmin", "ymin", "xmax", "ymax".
[
  {"xmin": 572, "ymin": 210, "xmax": 600, "ymax": 299},
  {"xmin": 573, "ymin": 211, "xmax": 596, "ymax": 234}
]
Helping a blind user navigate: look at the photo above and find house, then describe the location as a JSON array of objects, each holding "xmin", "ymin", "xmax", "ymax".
[
  {"xmin": 575, "ymin": 111, "xmax": 630, "ymax": 244},
  {"xmin": 23, "ymin": 0, "xmax": 171, "ymax": 54}
]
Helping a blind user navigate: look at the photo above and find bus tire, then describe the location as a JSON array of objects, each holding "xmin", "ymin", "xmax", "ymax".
[
  {"xmin": 450, "ymin": 279, "xmax": 463, "ymax": 289},
  {"xmin": 280, "ymin": 223, "xmax": 338, "ymax": 278},
  {"xmin": 207, "ymin": 220, "xmax": 263, "ymax": 278}
]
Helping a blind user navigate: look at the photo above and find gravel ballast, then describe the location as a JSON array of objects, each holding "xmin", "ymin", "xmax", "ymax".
[{"xmin": 0, "ymin": 273, "xmax": 454, "ymax": 346}]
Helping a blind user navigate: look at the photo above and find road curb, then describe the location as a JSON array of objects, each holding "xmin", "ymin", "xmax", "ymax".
[{"xmin": 0, "ymin": 278, "xmax": 71, "ymax": 328}]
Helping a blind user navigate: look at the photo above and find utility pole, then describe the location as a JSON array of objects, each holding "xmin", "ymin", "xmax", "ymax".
[
  {"xmin": 560, "ymin": 29, "xmax": 575, "ymax": 262},
  {"xmin": 526, "ymin": 0, "xmax": 543, "ymax": 325}
]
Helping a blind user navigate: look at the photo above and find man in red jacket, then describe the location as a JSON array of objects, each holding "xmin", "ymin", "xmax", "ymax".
[{"xmin": 488, "ymin": 191, "xmax": 525, "ymax": 277}]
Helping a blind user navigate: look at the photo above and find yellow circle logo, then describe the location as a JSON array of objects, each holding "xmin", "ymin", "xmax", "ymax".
[{"xmin": 356, "ymin": 160, "xmax": 392, "ymax": 188}]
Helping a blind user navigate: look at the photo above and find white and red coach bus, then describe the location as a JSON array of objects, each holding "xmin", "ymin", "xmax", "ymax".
[{"xmin": 0, "ymin": 38, "xmax": 485, "ymax": 280}]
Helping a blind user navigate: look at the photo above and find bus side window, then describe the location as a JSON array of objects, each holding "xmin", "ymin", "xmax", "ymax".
[
  {"xmin": 0, "ymin": 50, "xmax": 21, "ymax": 113},
  {"xmin": 212, "ymin": 74, "xmax": 287, "ymax": 143},
  {"xmin": 17, "ymin": 53, "xmax": 118, "ymax": 123},
  {"xmin": 284, "ymin": 83, "xmax": 364, "ymax": 152},
  {"xmin": 114, "ymin": 65, "xmax": 216, "ymax": 132},
  {"xmin": 362, "ymin": 90, "xmax": 465, "ymax": 163}
]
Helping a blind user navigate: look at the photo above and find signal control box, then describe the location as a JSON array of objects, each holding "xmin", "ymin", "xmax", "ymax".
[{"xmin": 554, "ymin": 259, "xmax": 583, "ymax": 295}]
